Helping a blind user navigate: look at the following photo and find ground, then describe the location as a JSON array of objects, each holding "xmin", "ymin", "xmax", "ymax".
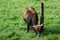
[{"xmin": 0, "ymin": 0, "xmax": 60, "ymax": 40}]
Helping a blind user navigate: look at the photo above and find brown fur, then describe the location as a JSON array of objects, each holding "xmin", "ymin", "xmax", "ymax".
[{"xmin": 23, "ymin": 6, "xmax": 38, "ymax": 24}]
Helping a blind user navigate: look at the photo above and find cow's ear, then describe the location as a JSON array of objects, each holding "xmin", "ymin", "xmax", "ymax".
[{"xmin": 32, "ymin": 25, "xmax": 35, "ymax": 28}]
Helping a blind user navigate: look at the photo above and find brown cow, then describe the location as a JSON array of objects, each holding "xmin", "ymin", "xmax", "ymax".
[{"xmin": 23, "ymin": 6, "xmax": 43, "ymax": 36}]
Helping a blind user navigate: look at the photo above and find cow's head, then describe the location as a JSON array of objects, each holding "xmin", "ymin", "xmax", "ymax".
[{"xmin": 33, "ymin": 24, "xmax": 43, "ymax": 36}]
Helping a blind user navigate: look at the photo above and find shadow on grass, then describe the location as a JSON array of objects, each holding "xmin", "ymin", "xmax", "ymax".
[
  {"xmin": 19, "ymin": 26, "xmax": 60, "ymax": 38},
  {"xmin": 41, "ymin": 28, "xmax": 60, "ymax": 36},
  {"xmin": 20, "ymin": 27, "xmax": 60, "ymax": 34},
  {"xmin": 19, "ymin": 27, "xmax": 60, "ymax": 35}
]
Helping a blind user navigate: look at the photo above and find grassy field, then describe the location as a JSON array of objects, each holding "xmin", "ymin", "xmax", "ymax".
[{"xmin": 0, "ymin": 0, "xmax": 60, "ymax": 40}]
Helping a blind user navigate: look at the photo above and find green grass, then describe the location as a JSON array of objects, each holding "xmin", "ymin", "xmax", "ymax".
[{"xmin": 0, "ymin": 0, "xmax": 60, "ymax": 40}]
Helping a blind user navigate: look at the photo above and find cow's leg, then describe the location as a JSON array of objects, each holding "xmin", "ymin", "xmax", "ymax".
[
  {"xmin": 27, "ymin": 24, "xmax": 30, "ymax": 32},
  {"xmin": 26, "ymin": 14, "xmax": 32, "ymax": 32}
]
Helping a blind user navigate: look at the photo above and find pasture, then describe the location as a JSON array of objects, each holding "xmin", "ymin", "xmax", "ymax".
[{"xmin": 0, "ymin": 0, "xmax": 60, "ymax": 40}]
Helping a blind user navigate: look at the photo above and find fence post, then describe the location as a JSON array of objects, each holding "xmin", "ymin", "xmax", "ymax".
[{"xmin": 40, "ymin": 3, "xmax": 44, "ymax": 32}]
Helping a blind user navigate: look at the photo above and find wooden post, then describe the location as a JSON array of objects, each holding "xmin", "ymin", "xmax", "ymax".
[{"xmin": 40, "ymin": 3, "xmax": 44, "ymax": 32}]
